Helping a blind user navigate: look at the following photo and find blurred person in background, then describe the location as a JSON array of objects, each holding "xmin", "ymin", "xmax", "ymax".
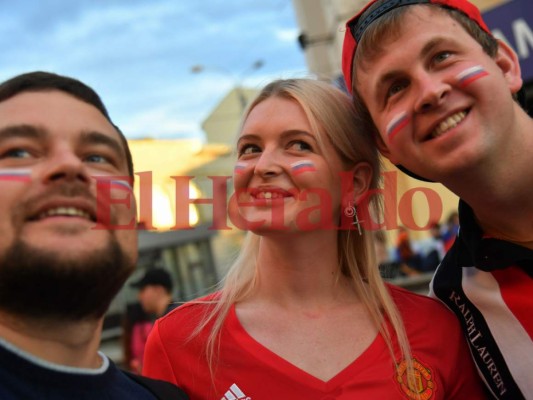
[
  {"xmin": 395, "ymin": 226, "xmax": 423, "ymax": 275},
  {"xmin": 122, "ymin": 303, "xmax": 153, "ymax": 374},
  {"xmin": 132, "ymin": 268, "xmax": 176, "ymax": 318},
  {"xmin": 442, "ymin": 211, "xmax": 460, "ymax": 251},
  {"xmin": 127, "ymin": 268, "xmax": 176, "ymax": 373},
  {"xmin": 416, "ymin": 222, "xmax": 446, "ymax": 272}
]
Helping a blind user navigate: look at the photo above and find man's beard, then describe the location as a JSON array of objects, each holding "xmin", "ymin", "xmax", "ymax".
[{"xmin": 0, "ymin": 236, "xmax": 135, "ymax": 321}]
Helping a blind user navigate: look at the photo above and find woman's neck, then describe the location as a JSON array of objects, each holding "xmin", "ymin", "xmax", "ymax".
[{"xmin": 251, "ymin": 230, "xmax": 357, "ymax": 308}]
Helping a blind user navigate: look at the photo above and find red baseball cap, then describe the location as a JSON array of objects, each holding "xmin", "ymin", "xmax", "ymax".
[{"xmin": 341, "ymin": 0, "xmax": 492, "ymax": 94}]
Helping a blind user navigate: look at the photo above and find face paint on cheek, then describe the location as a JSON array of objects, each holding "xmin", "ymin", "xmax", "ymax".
[
  {"xmin": 457, "ymin": 65, "xmax": 489, "ymax": 88},
  {"xmin": 290, "ymin": 160, "xmax": 316, "ymax": 176},
  {"xmin": 94, "ymin": 177, "xmax": 136, "ymax": 228},
  {"xmin": 234, "ymin": 161, "xmax": 248, "ymax": 175},
  {"xmin": 0, "ymin": 168, "xmax": 32, "ymax": 182},
  {"xmin": 109, "ymin": 179, "xmax": 134, "ymax": 206},
  {"xmin": 386, "ymin": 111, "xmax": 410, "ymax": 143},
  {"xmin": 109, "ymin": 179, "xmax": 133, "ymax": 191}
]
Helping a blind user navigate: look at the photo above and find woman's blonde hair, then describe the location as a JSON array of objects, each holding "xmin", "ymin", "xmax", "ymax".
[{"xmin": 195, "ymin": 78, "xmax": 415, "ymax": 390}]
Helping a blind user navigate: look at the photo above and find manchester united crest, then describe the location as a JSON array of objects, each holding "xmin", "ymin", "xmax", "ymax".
[{"xmin": 396, "ymin": 357, "xmax": 435, "ymax": 399}]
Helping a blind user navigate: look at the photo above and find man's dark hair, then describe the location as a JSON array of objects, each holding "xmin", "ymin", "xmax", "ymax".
[{"xmin": 0, "ymin": 71, "xmax": 134, "ymax": 176}]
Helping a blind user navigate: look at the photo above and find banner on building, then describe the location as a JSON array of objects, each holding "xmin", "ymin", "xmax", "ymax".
[{"xmin": 483, "ymin": 0, "xmax": 533, "ymax": 82}]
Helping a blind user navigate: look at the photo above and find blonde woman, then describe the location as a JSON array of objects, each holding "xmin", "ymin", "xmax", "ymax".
[{"xmin": 143, "ymin": 79, "xmax": 485, "ymax": 399}]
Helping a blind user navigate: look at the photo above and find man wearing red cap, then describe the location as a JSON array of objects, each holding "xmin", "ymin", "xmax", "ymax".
[{"xmin": 342, "ymin": 1, "xmax": 533, "ymax": 399}]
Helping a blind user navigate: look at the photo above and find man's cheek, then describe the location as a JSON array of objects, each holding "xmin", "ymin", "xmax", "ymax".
[{"xmin": 385, "ymin": 111, "xmax": 410, "ymax": 144}]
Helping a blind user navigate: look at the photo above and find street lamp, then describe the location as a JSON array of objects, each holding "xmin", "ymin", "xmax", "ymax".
[{"xmin": 190, "ymin": 59, "xmax": 264, "ymax": 111}]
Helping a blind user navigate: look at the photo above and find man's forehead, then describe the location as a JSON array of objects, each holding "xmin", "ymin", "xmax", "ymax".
[
  {"xmin": 0, "ymin": 89, "xmax": 99, "ymax": 113},
  {"xmin": 356, "ymin": 7, "xmax": 460, "ymax": 75},
  {"xmin": 0, "ymin": 92, "xmax": 126, "ymax": 153},
  {"xmin": 359, "ymin": 4, "xmax": 453, "ymax": 53},
  {"xmin": 0, "ymin": 91, "xmax": 118, "ymax": 136}
]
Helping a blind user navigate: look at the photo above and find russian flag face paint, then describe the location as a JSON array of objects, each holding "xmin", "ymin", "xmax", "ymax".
[
  {"xmin": 234, "ymin": 161, "xmax": 248, "ymax": 175},
  {"xmin": 109, "ymin": 179, "xmax": 132, "ymax": 191},
  {"xmin": 457, "ymin": 65, "xmax": 488, "ymax": 88},
  {"xmin": 290, "ymin": 160, "xmax": 316, "ymax": 175},
  {"xmin": 0, "ymin": 168, "xmax": 32, "ymax": 182},
  {"xmin": 386, "ymin": 112, "xmax": 410, "ymax": 142},
  {"xmin": 94, "ymin": 177, "xmax": 133, "ymax": 197}
]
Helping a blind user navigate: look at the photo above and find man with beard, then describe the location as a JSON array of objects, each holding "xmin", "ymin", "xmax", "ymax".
[{"xmin": 0, "ymin": 71, "xmax": 188, "ymax": 400}]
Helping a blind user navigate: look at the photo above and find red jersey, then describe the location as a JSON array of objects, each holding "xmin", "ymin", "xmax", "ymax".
[{"xmin": 143, "ymin": 285, "xmax": 485, "ymax": 399}]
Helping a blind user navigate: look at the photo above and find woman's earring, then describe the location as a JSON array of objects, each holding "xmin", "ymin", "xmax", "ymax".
[{"xmin": 343, "ymin": 203, "xmax": 363, "ymax": 235}]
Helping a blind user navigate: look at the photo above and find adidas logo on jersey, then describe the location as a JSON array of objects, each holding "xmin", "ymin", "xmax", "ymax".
[{"xmin": 221, "ymin": 383, "xmax": 251, "ymax": 400}]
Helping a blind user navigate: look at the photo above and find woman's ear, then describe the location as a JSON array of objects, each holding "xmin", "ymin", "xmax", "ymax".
[
  {"xmin": 351, "ymin": 161, "xmax": 373, "ymax": 205},
  {"xmin": 495, "ymin": 39, "xmax": 523, "ymax": 94}
]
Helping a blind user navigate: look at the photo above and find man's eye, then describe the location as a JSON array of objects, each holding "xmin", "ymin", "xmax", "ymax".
[
  {"xmin": 239, "ymin": 144, "xmax": 261, "ymax": 156},
  {"xmin": 288, "ymin": 140, "xmax": 312, "ymax": 151},
  {"xmin": 0, "ymin": 148, "xmax": 32, "ymax": 159},
  {"xmin": 434, "ymin": 51, "xmax": 452, "ymax": 64},
  {"xmin": 85, "ymin": 154, "xmax": 110, "ymax": 163},
  {"xmin": 387, "ymin": 81, "xmax": 408, "ymax": 98}
]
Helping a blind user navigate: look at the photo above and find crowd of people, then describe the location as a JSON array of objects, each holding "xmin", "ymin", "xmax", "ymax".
[
  {"xmin": 394, "ymin": 219, "xmax": 456, "ymax": 275},
  {"xmin": 0, "ymin": 0, "xmax": 531, "ymax": 399},
  {"xmin": 374, "ymin": 215, "xmax": 459, "ymax": 279}
]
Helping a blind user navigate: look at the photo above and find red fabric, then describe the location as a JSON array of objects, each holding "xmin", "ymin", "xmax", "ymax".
[
  {"xmin": 492, "ymin": 267, "xmax": 533, "ymax": 340},
  {"xmin": 143, "ymin": 285, "xmax": 485, "ymax": 399},
  {"xmin": 444, "ymin": 236, "xmax": 456, "ymax": 252},
  {"xmin": 130, "ymin": 321, "xmax": 154, "ymax": 373}
]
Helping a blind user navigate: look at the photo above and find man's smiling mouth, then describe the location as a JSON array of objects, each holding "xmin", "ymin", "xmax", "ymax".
[
  {"xmin": 37, "ymin": 207, "xmax": 93, "ymax": 221},
  {"xmin": 428, "ymin": 110, "xmax": 468, "ymax": 140},
  {"xmin": 254, "ymin": 191, "xmax": 288, "ymax": 200}
]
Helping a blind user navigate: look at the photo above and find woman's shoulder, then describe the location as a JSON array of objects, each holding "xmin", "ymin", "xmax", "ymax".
[
  {"xmin": 386, "ymin": 284, "xmax": 458, "ymax": 326},
  {"xmin": 156, "ymin": 291, "xmax": 221, "ymax": 333},
  {"xmin": 386, "ymin": 284, "xmax": 467, "ymax": 352}
]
